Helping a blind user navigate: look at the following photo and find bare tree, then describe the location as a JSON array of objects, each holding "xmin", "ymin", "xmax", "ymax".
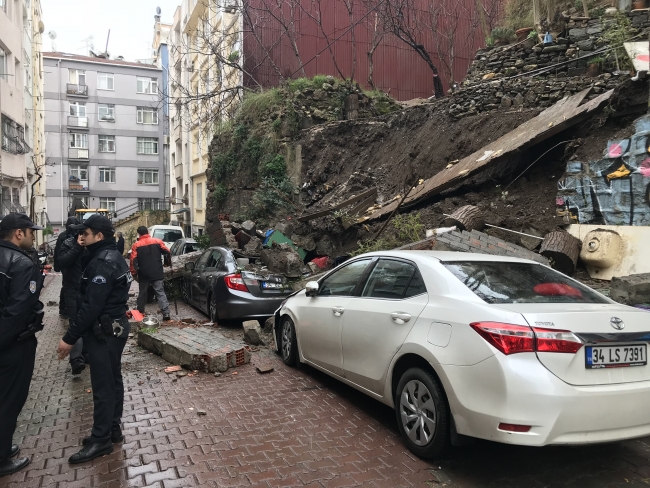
[
  {"xmin": 375, "ymin": 0, "xmax": 445, "ymax": 98},
  {"xmin": 366, "ymin": 11, "xmax": 385, "ymax": 89}
]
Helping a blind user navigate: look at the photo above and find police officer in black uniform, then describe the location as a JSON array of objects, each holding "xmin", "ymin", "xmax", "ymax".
[
  {"xmin": 56, "ymin": 215, "xmax": 131, "ymax": 464},
  {"xmin": 0, "ymin": 213, "xmax": 44, "ymax": 477}
]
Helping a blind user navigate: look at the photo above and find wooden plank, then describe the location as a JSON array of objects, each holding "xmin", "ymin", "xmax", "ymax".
[
  {"xmin": 366, "ymin": 88, "xmax": 614, "ymax": 221},
  {"xmin": 297, "ymin": 187, "xmax": 377, "ymax": 222},
  {"xmin": 348, "ymin": 194, "xmax": 378, "ymax": 217}
]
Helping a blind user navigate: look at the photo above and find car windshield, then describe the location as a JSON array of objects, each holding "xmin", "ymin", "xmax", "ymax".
[
  {"xmin": 184, "ymin": 243, "xmax": 199, "ymax": 253},
  {"xmin": 441, "ymin": 261, "xmax": 609, "ymax": 304},
  {"xmin": 153, "ymin": 230, "xmax": 183, "ymax": 243}
]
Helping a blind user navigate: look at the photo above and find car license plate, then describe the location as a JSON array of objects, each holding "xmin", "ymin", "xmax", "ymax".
[
  {"xmin": 262, "ymin": 282, "xmax": 282, "ymax": 289},
  {"xmin": 585, "ymin": 344, "xmax": 647, "ymax": 369}
]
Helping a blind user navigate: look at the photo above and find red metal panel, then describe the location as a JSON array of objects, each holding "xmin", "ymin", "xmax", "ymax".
[{"xmin": 243, "ymin": 0, "xmax": 503, "ymax": 100}]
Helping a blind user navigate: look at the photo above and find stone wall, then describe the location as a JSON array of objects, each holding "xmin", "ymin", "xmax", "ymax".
[{"xmin": 447, "ymin": 12, "xmax": 647, "ymax": 118}]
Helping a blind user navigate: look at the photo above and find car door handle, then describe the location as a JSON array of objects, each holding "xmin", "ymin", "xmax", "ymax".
[
  {"xmin": 390, "ymin": 312, "xmax": 412, "ymax": 324},
  {"xmin": 332, "ymin": 307, "xmax": 345, "ymax": 317}
]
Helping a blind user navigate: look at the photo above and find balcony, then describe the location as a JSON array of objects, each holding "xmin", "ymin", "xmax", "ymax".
[
  {"xmin": 66, "ymin": 84, "xmax": 88, "ymax": 97},
  {"xmin": 67, "ymin": 116, "xmax": 89, "ymax": 129},
  {"xmin": 68, "ymin": 180, "xmax": 89, "ymax": 192},
  {"xmin": 68, "ymin": 148, "xmax": 89, "ymax": 160}
]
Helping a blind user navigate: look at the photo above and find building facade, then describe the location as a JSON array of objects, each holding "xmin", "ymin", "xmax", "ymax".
[
  {"xmin": 167, "ymin": 0, "xmax": 243, "ymax": 238},
  {"xmin": 1, "ymin": 0, "xmax": 47, "ymax": 241},
  {"xmin": 43, "ymin": 53, "xmax": 164, "ymax": 228}
]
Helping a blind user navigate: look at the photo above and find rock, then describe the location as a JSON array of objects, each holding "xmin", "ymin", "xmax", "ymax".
[
  {"xmin": 500, "ymin": 96, "xmax": 512, "ymax": 109},
  {"xmin": 197, "ymin": 409, "xmax": 207, "ymax": 416},
  {"xmin": 241, "ymin": 220, "xmax": 257, "ymax": 236},
  {"xmin": 291, "ymin": 233, "xmax": 316, "ymax": 251},
  {"xmin": 260, "ymin": 242, "xmax": 304, "ymax": 278},
  {"xmin": 316, "ymin": 236, "xmax": 334, "ymax": 256},
  {"xmin": 576, "ymin": 39, "xmax": 594, "ymax": 51},
  {"xmin": 275, "ymin": 220, "xmax": 295, "ymax": 237},
  {"xmin": 482, "ymin": 73, "xmax": 497, "ymax": 80},
  {"xmin": 542, "ymin": 45, "xmax": 565, "ymax": 53},
  {"xmin": 523, "ymin": 64, "xmax": 538, "ymax": 72},
  {"xmin": 163, "ymin": 250, "xmax": 203, "ymax": 280},
  {"xmin": 322, "ymin": 82, "xmax": 334, "ymax": 90},
  {"xmin": 263, "ymin": 316, "xmax": 274, "ymax": 333},
  {"xmin": 586, "ymin": 26, "xmax": 602, "ymax": 35},
  {"xmin": 610, "ymin": 273, "xmax": 650, "ymax": 305},
  {"xmin": 244, "ymin": 236, "xmax": 262, "ymax": 254},
  {"xmin": 243, "ymin": 320, "xmax": 264, "ymax": 345},
  {"xmin": 513, "ymin": 93, "xmax": 524, "ymax": 106},
  {"xmin": 569, "ymin": 28, "xmax": 587, "ymax": 41},
  {"xmin": 214, "ymin": 372, "xmax": 221, "ymax": 377},
  {"xmin": 231, "ymin": 222, "xmax": 242, "ymax": 233}
]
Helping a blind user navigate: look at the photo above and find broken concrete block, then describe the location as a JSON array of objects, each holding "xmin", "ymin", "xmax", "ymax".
[
  {"xmin": 260, "ymin": 242, "xmax": 304, "ymax": 278},
  {"xmin": 242, "ymin": 220, "xmax": 257, "ymax": 236},
  {"xmin": 263, "ymin": 316, "xmax": 274, "ymax": 333},
  {"xmin": 610, "ymin": 273, "xmax": 650, "ymax": 305},
  {"xmin": 316, "ymin": 236, "xmax": 334, "ymax": 256},
  {"xmin": 292, "ymin": 233, "xmax": 316, "ymax": 251},
  {"xmin": 244, "ymin": 236, "xmax": 262, "ymax": 254},
  {"xmin": 275, "ymin": 220, "xmax": 295, "ymax": 237},
  {"xmin": 243, "ymin": 320, "xmax": 264, "ymax": 345}
]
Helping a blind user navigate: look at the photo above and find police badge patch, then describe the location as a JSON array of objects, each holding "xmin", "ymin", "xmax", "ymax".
[
  {"xmin": 29, "ymin": 281, "xmax": 37, "ymax": 294},
  {"xmin": 92, "ymin": 275, "xmax": 107, "ymax": 284}
]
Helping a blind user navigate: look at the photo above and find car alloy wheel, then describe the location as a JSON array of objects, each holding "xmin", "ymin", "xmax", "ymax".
[
  {"xmin": 395, "ymin": 367, "xmax": 449, "ymax": 459},
  {"xmin": 400, "ymin": 380, "xmax": 436, "ymax": 446},
  {"xmin": 280, "ymin": 316, "xmax": 298, "ymax": 366}
]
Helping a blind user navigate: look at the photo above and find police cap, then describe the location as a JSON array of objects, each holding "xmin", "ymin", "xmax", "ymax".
[
  {"xmin": 71, "ymin": 215, "xmax": 114, "ymax": 234},
  {"xmin": 0, "ymin": 213, "xmax": 44, "ymax": 231}
]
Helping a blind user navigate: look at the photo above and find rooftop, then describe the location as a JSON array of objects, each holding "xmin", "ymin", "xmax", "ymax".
[{"xmin": 43, "ymin": 52, "xmax": 161, "ymax": 70}]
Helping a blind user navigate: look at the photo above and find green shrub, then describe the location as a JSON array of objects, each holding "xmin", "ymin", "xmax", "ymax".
[
  {"xmin": 247, "ymin": 177, "xmax": 295, "ymax": 221},
  {"xmin": 392, "ymin": 212, "xmax": 424, "ymax": 243},
  {"xmin": 491, "ymin": 27, "xmax": 516, "ymax": 44},
  {"xmin": 260, "ymin": 154, "xmax": 286, "ymax": 179},
  {"xmin": 213, "ymin": 183, "xmax": 228, "ymax": 206},
  {"xmin": 193, "ymin": 232, "xmax": 211, "ymax": 250}
]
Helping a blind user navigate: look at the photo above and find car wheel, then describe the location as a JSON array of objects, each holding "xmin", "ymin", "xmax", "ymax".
[
  {"xmin": 280, "ymin": 316, "xmax": 298, "ymax": 366},
  {"xmin": 181, "ymin": 281, "xmax": 190, "ymax": 304},
  {"xmin": 208, "ymin": 293, "xmax": 218, "ymax": 323},
  {"xmin": 395, "ymin": 367, "xmax": 450, "ymax": 459}
]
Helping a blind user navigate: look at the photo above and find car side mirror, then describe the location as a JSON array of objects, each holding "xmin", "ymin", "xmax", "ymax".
[
  {"xmin": 185, "ymin": 262, "xmax": 195, "ymax": 271},
  {"xmin": 305, "ymin": 281, "xmax": 319, "ymax": 297}
]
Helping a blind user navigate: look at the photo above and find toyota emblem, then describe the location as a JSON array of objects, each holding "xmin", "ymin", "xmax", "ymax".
[{"xmin": 610, "ymin": 317, "xmax": 625, "ymax": 330}]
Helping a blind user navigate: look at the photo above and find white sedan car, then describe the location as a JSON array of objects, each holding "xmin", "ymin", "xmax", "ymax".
[{"xmin": 272, "ymin": 251, "xmax": 650, "ymax": 459}]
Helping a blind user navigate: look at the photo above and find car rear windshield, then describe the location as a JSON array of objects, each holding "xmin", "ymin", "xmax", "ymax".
[
  {"xmin": 441, "ymin": 261, "xmax": 609, "ymax": 304},
  {"xmin": 153, "ymin": 230, "xmax": 183, "ymax": 242}
]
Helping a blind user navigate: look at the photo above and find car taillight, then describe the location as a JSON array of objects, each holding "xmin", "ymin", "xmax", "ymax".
[
  {"xmin": 533, "ymin": 328, "xmax": 583, "ymax": 353},
  {"xmin": 224, "ymin": 274, "xmax": 249, "ymax": 292},
  {"xmin": 470, "ymin": 322, "xmax": 583, "ymax": 355},
  {"xmin": 470, "ymin": 322, "xmax": 535, "ymax": 355}
]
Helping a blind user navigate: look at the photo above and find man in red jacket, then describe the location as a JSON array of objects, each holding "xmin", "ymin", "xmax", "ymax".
[{"xmin": 129, "ymin": 226, "xmax": 171, "ymax": 321}]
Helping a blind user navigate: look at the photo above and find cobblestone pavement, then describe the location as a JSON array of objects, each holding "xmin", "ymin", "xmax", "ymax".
[{"xmin": 2, "ymin": 274, "xmax": 650, "ymax": 487}]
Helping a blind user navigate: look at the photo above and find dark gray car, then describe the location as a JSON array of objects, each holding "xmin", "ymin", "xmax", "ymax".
[
  {"xmin": 169, "ymin": 238, "xmax": 200, "ymax": 256},
  {"xmin": 181, "ymin": 246, "xmax": 294, "ymax": 322}
]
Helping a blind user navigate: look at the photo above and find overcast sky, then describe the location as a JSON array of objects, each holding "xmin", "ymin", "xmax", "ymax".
[{"xmin": 41, "ymin": 0, "xmax": 180, "ymax": 61}]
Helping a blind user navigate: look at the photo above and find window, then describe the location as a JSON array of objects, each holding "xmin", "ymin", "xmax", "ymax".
[
  {"xmin": 319, "ymin": 259, "xmax": 372, "ymax": 297},
  {"xmin": 205, "ymin": 250, "xmax": 222, "ymax": 269},
  {"xmin": 69, "ymin": 69, "xmax": 86, "ymax": 85},
  {"xmin": 98, "ymin": 104, "xmax": 115, "ymax": 121},
  {"xmin": 69, "ymin": 164, "xmax": 88, "ymax": 180},
  {"xmin": 136, "ymin": 107, "xmax": 158, "ymax": 124},
  {"xmin": 1, "ymin": 115, "xmax": 25, "ymax": 154},
  {"xmin": 69, "ymin": 102, "xmax": 86, "ymax": 117},
  {"xmin": 196, "ymin": 183, "xmax": 202, "ymax": 209},
  {"xmin": 0, "ymin": 47, "xmax": 7, "ymax": 82},
  {"xmin": 98, "ymin": 167, "xmax": 115, "ymax": 183},
  {"xmin": 361, "ymin": 260, "xmax": 418, "ymax": 299},
  {"xmin": 137, "ymin": 137, "xmax": 158, "ymax": 155},
  {"xmin": 99, "ymin": 198, "xmax": 116, "ymax": 212},
  {"xmin": 97, "ymin": 72, "xmax": 114, "ymax": 90},
  {"xmin": 196, "ymin": 250, "xmax": 211, "ymax": 269},
  {"xmin": 69, "ymin": 133, "xmax": 88, "ymax": 148},
  {"xmin": 98, "ymin": 135, "xmax": 115, "ymax": 153},
  {"xmin": 137, "ymin": 76, "xmax": 158, "ymax": 94},
  {"xmin": 11, "ymin": 187, "xmax": 19, "ymax": 203},
  {"xmin": 152, "ymin": 229, "xmax": 183, "ymax": 243},
  {"xmin": 138, "ymin": 169, "xmax": 159, "ymax": 185},
  {"xmin": 404, "ymin": 270, "xmax": 427, "ymax": 298},
  {"xmin": 442, "ymin": 261, "xmax": 609, "ymax": 304}
]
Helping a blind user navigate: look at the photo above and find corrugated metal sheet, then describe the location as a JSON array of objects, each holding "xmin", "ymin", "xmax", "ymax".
[{"xmin": 242, "ymin": 0, "xmax": 504, "ymax": 100}]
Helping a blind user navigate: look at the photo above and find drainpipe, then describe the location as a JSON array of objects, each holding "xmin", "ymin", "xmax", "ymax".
[{"xmin": 57, "ymin": 59, "xmax": 64, "ymax": 225}]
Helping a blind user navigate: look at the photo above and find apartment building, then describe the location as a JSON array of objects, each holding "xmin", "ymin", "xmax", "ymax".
[
  {"xmin": 43, "ymin": 53, "xmax": 164, "ymax": 227},
  {"xmin": 167, "ymin": 0, "xmax": 242, "ymax": 237},
  {"xmin": 1, "ymin": 0, "xmax": 47, "ymax": 238}
]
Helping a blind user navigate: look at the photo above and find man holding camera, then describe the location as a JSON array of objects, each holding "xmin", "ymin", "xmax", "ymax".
[
  {"xmin": 53, "ymin": 217, "xmax": 86, "ymax": 374},
  {"xmin": 0, "ymin": 214, "xmax": 45, "ymax": 477},
  {"xmin": 56, "ymin": 215, "xmax": 131, "ymax": 464}
]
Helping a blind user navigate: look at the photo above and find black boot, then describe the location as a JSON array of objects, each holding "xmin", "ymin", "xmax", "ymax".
[
  {"xmin": 81, "ymin": 427, "xmax": 123, "ymax": 446},
  {"xmin": 9, "ymin": 445, "xmax": 19, "ymax": 458},
  {"xmin": 68, "ymin": 439, "xmax": 113, "ymax": 464},
  {"xmin": 71, "ymin": 360, "xmax": 86, "ymax": 375},
  {"xmin": 0, "ymin": 457, "xmax": 30, "ymax": 477}
]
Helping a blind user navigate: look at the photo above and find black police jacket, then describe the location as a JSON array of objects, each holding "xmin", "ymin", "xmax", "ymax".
[
  {"xmin": 57, "ymin": 236, "xmax": 84, "ymax": 290},
  {"xmin": 62, "ymin": 238, "xmax": 131, "ymax": 345},
  {"xmin": 52, "ymin": 229, "xmax": 71, "ymax": 272},
  {"xmin": 0, "ymin": 240, "xmax": 43, "ymax": 350}
]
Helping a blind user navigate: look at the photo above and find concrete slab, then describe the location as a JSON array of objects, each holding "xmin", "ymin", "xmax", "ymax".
[{"xmin": 137, "ymin": 326, "xmax": 252, "ymax": 372}]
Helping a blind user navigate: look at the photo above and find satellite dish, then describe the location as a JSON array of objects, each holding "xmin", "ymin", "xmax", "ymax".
[
  {"xmin": 48, "ymin": 31, "xmax": 57, "ymax": 40},
  {"xmin": 156, "ymin": 6, "xmax": 161, "ymax": 15}
]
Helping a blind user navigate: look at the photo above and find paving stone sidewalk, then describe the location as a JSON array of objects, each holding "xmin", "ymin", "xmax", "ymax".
[{"xmin": 3, "ymin": 274, "xmax": 650, "ymax": 488}]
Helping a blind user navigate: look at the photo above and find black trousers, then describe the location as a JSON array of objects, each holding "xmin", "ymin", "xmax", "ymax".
[
  {"xmin": 0, "ymin": 338, "xmax": 37, "ymax": 462},
  {"xmin": 61, "ymin": 285, "xmax": 84, "ymax": 365},
  {"xmin": 84, "ymin": 329, "xmax": 128, "ymax": 443}
]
